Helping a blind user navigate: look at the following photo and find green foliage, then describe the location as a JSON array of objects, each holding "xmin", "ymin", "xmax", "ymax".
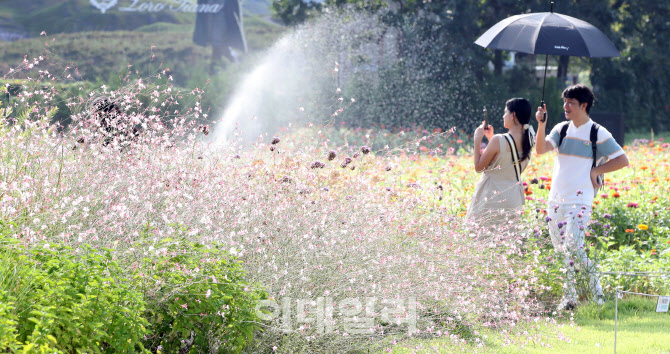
[
  {"xmin": 598, "ymin": 244, "xmax": 670, "ymax": 295},
  {"xmin": 272, "ymin": 0, "xmax": 321, "ymax": 25},
  {"xmin": 0, "ymin": 226, "xmax": 267, "ymax": 353},
  {"xmin": 0, "ymin": 13, "xmax": 287, "ymax": 127},
  {"xmin": 0, "ymin": 69, "xmax": 210, "ymax": 133},
  {"xmin": 0, "ymin": 79, "xmax": 97, "ymax": 128},
  {"xmin": 522, "ymin": 236, "xmax": 565, "ymax": 303},
  {"xmin": 139, "ymin": 240, "xmax": 267, "ymax": 353},
  {"xmin": 591, "ymin": 0, "xmax": 670, "ymax": 131},
  {"xmin": 276, "ymin": 0, "xmax": 669, "ymax": 132},
  {"xmin": 590, "ymin": 207, "xmax": 659, "ymax": 251},
  {"xmin": 0, "ymin": 233, "xmax": 149, "ymax": 352},
  {"xmin": 0, "ymin": 31, "xmax": 211, "ymax": 87}
]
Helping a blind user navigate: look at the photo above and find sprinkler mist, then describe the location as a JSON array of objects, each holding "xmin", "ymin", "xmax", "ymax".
[{"xmin": 212, "ymin": 10, "xmax": 399, "ymax": 144}]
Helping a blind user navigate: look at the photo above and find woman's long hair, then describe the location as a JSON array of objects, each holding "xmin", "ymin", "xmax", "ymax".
[{"xmin": 506, "ymin": 98, "xmax": 532, "ymax": 161}]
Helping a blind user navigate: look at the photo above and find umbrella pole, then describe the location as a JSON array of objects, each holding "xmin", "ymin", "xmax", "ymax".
[
  {"xmin": 540, "ymin": 2, "xmax": 554, "ymax": 123},
  {"xmin": 540, "ymin": 54, "xmax": 549, "ymax": 122}
]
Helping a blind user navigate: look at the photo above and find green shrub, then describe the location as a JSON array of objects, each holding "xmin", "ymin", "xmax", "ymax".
[
  {"xmin": 598, "ymin": 244, "xmax": 670, "ymax": 295},
  {"xmin": 139, "ymin": 240, "xmax": 268, "ymax": 353},
  {"xmin": 0, "ymin": 233, "xmax": 150, "ymax": 353}
]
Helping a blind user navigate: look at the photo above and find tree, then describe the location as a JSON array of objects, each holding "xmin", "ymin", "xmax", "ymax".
[
  {"xmin": 589, "ymin": 0, "xmax": 670, "ymax": 131},
  {"xmin": 270, "ymin": 0, "xmax": 670, "ymax": 131},
  {"xmin": 271, "ymin": 0, "xmax": 321, "ymax": 26}
]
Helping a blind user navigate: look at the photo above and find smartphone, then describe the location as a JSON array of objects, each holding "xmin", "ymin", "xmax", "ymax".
[{"xmin": 483, "ymin": 106, "xmax": 488, "ymax": 128}]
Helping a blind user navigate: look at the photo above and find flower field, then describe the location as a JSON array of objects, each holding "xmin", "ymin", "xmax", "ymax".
[{"xmin": 0, "ymin": 69, "xmax": 669, "ymax": 352}]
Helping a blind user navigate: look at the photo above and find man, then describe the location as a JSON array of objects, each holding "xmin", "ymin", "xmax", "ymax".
[{"xmin": 535, "ymin": 84, "xmax": 629, "ymax": 310}]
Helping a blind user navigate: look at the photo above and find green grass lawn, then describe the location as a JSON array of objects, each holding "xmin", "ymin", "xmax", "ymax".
[{"xmin": 391, "ymin": 298, "xmax": 670, "ymax": 353}]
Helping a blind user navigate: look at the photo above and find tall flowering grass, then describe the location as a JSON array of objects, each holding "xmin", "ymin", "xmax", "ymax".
[{"xmin": 0, "ymin": 63, "xmax": 561, "ymax": 351}]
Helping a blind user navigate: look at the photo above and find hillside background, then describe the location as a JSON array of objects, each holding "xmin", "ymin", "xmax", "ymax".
[{"xmin": 0, "ymin": 0, "xmax": 282, "ymax": 123}]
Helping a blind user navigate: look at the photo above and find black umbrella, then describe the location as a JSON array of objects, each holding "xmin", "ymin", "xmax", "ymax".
[{"xmin": 474, "ymin": 2, "xmax": 620, "ymax": 121}]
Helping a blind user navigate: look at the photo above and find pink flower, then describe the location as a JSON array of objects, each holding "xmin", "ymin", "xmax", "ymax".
[
  {"xmin": 181, "ymin": 303, "xmax": 188, "ymax": 310},
  {"xmin": 206, "ymin": 289, "xmax": 211, "ymax": 298}
]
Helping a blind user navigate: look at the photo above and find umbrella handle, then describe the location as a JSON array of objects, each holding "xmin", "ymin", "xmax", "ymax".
[{"xmin": 540, "ymin": 100, "xmax": 547, "ymax": 123}]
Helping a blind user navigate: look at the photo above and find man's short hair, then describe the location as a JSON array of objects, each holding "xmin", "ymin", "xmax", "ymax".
[{"xmin": 562, "ymin": 84, "xmax": 595, "ymax": 114}]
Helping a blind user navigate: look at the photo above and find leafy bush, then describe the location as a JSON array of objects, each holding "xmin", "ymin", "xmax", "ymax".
[
  {"xmin": 0, "ymin": 219, "xmax": 268, "ymax": 353},
  {"xmin": 139, "ymin": 239, "xmax": 268, "ymax": 353},
  {"xmin": 0, "ymin": 234, "xmax": 148, "ymax": 352},
  {"xmin": 598, "ymin": 244, "xmax": 670, "ymax": 295}
]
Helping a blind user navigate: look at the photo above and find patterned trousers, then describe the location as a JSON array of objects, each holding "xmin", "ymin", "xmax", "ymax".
[{"xmin": 547, "ymin": 203, "xmax": 603, "ymax": 301}]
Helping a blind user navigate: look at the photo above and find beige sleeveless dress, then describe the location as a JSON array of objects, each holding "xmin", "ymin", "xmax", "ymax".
[{"xmin": 465, "ymin": 134, "xmax": 529, "ymax": 225}]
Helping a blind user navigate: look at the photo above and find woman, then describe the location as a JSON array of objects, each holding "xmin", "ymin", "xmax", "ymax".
[{"xmin": 465, "ymin": 98, "xmax": 535, "ymax": 225}]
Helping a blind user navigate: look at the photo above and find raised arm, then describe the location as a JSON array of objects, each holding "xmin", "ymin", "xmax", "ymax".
[
  {"xmin": 473, "ymin": 121, "xmax": 499, "ymax": 173},
  {"xmin": 535, "ymin": 104, "xmax": 555, "ymax": 155}
]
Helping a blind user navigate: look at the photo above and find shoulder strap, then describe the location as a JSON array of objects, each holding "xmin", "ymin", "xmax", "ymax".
[
  {"xmin": 590, "ymin": 123, "xmax": 600, "ymax": 168},
  {"xmin": 503, "ymin": 134, "xmax": 521, "ymax": 182},
  {"xmin": 558, "ymin": 122, "xmax": 570, "ymax": 147}
]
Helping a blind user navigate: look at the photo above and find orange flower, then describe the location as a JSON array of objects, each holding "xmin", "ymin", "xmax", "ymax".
[
  {"xmin": 625, "ymin": 229, "xmax": 635, "ymax": 233},
  {"xmin": 613, "ymin": 192, "xmax": 621, "ymax": 198},
  {"xmin": 524, "ymin": 189, "xmax": 533, "ymax": 195},
  {"xmin": 651, "ymin": 249, "xmax": 658, "ymax": 255},
  {"xmin": 640, "ymin": 166, "xmax": 648, "ymax": 170}
]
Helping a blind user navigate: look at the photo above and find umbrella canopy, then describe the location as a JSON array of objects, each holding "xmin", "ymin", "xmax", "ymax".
[
  {"xmin": 474, "ymin": 2, "xmax": 620, "ymax": 121},
  {"xmin": 475, "ymin": 12, "xmax": 620, "ymax": 58}
]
